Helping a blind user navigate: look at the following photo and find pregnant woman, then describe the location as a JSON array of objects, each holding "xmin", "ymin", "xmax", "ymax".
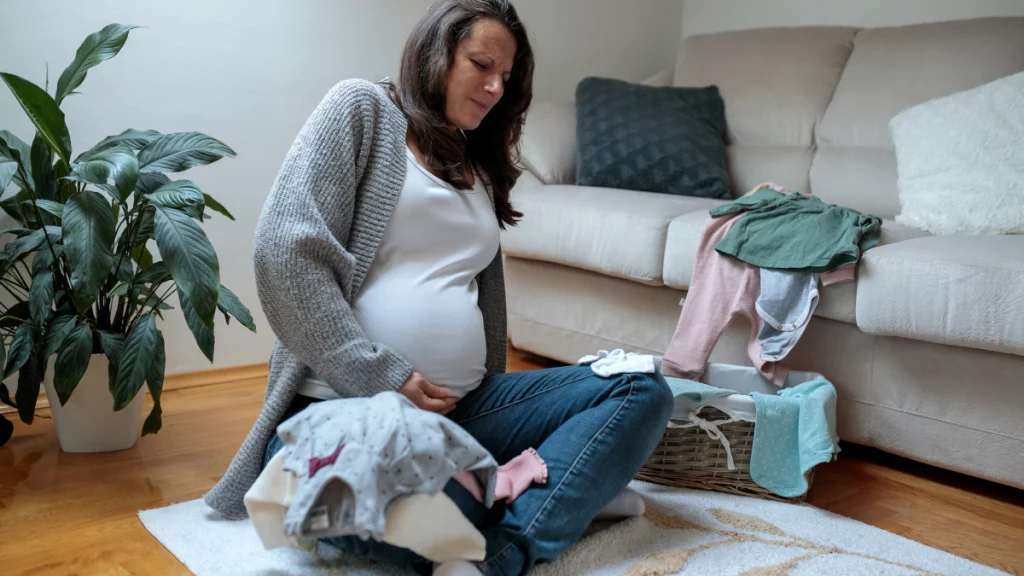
[{"xmin": 204, "ymin": 1, "xmax": 672, "ymax": 574}]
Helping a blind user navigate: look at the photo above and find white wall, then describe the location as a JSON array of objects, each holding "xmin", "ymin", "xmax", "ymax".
[
  {"xmin": 0, "ymin": 0, "xmax": 682, "ymax": 380},
  {"xmin": 681, "ymin": 0, "xmax": 1024, "ymax": 38}
]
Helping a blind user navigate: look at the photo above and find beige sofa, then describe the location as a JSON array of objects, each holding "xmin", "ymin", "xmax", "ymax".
[{"xmin": 502, "ymin": 17, "xmax": 1024, "ymax": 489}]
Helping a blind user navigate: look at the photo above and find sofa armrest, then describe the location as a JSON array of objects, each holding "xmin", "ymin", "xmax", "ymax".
[
  {"xmin": 520, "ymin": 101, "xmax": 576, "ymax": 185},
  {"xmin": 641, "ymin": 67, "xmax": 674, "ymax": 87},
  {"xmin": 856, "ymin": 234, "xmax": 1024, "ymax": 357}
]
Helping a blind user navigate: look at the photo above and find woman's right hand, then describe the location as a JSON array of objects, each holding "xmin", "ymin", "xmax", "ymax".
[{"xmin": 398, "ymin": 372, "xmax": 457, "ymax": 415}]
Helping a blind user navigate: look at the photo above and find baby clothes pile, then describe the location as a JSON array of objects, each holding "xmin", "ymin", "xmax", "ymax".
[
  {"xmin": 243, "ymin": 391, "xmax": 548, "ymax": 562},
  {"xmin": 661, "ymin": 182, "xmax": 881, "ymax": 384}
]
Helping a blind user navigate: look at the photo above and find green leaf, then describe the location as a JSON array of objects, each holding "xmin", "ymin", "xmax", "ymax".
[
  {"xmin": 15, "ymin": 348, "xmax": 43, "ymax": 425},
  {"xmin": 139, "ymin": 291, "xmax": 173, "ymax": 311},
  {"xmin": 141, "ymin": 329, "xmax": 165, "ymax": 435},
  {"xmin": 202, "ymin": 193, "xmax": 234, "ymax": 220},
  {"xmin": 54, "ymin": 161, "xmax": 74, "ymax": 203},
  {"xmin": 99, "ymin": 330, "xmax": 125, "ymax": 394},
  {"xmin": 179, "ymin": 290, "xmax": 214, "ymax": 362},
  {"xmin": 67, "ymin": 144, "xmax": 139, "ymax": 202},
  {"xmin": 0, "ymin": 188, "xmax": 29, "ymax": 223},
  {"xmin": 0, "ymin": 160, "xmax": 17, "ymax": 193},
  {"xmin": 131, "ymin": 243, "xmax": 153, "ymax": 269},
  {"xmin": 115, "ymin": 204, "xmax": 153, "ymax": 254},
  {"xmin": 31, "ymin": 243, "xmax": 63, "ymax": 276},
  {"xmin": 135, "ymin": 261, "xmax": 170, "ymax": 285},
  {"xmin": 0, "ymin": 130, "xmax": 34, "ymax": 190},
  {"xmin": 4, "ymin": 323, "xmax": 36, "ymax": 380},
  {"xmin": 78, "ymin": 129, "xmax": 160, "ymax": 162},
  {"xmin": 24, "ymin": 198, "xmax": 64, "ymax": 219},
  {"xmin": 55, "ymin": 24, "xmax": 138, "ymax": 105},
  {"xmin": 53, "ymin": 322, "xmax": 94, "ymax": 406},
  {"xmin": 135, "ymin": 205, "xmax": 155, "ymax": 244},
  {"xmin": 137, "ymin": 132, "xmax": 235, "ymax": 173},
  {"xmin": 63, "ymin": 191, "xmax": 115, "ymax": 314},
  {"xmin": 217, "ymin": 285, "xmax": 255, "ymax": 333},
  {"xmin": 30, "ymin": 134, "xmax": 56, "ymax": 201},
  {"xmin": 29, "ymin": 270, "xmax": 54, "ymax": 325},
  {"xmin": 0, "ymin": 302, "xmax": 31, "ymax": 328},
  {"xmin": 113, "ymin": 313, "xmax": 158, "ymax": 410},
  {"xmin": 183, "ymin": 203, "xmax": 205, "ymax": 222},
  {"xmin": 152, "ymin": 205, "xmax": 219, "ymax": 327},
  {"xmin": 0, "ymin": 383, "xmax": 14, "ymax": 410},
  {"xmin": 110, "ymin": 281, "xmax": 129, "ymax": 296},
  {"xmin": 0, "ymin": 73, "xmax": 72, "ymax": 166},
  {"xmin": 114, "ymin": 255, "xmax": 134, "ymax": 283},
  {"xmin": 44, "ymin": 314, "xmax": 77, "ymax": 360},
  {"xmin": 136, "ymin": 172, "xmax": 169, "ymax": 195},
  {"xmin": 4, "ymin": 226, "xmax": 61, "ymax": 264},
  {"xmin": 145, "ymin": 179, "xmax": 204, "ymax": 210}
]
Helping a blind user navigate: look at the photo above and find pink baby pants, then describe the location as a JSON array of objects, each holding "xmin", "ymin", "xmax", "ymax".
[{"xmin": 661, "ymin": 212, "xmax": 789, "ymax": 385}]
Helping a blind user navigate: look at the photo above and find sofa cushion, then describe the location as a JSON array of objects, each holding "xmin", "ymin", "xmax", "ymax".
[
  {"xmin": 674, "ymin": 27, "xmax": 856, "ymax": 196},
  {"xmin": 502, "ymin": 183, "xmax": 724, "ymax": 285},
  {"xmin": 857, "ymin": 235, "xmax": 1024, "ymax": 357},
  {"xmin": 813, "ymin": 17, "xmax": 1024, "ymax": 218},
  {"xmin": 663, "ymin": 212, "xmax": 928, "ymax": 325},
  {"xmin": 891, "ymin": 71, "xmax": 1024, "ymax": 236},
  {"xmin": 574, "ymin": 77, "xmax": 730, "ymax": 199},
  {"xmin": 520, "ymin": 101, "xmax": 577, "ymax": 185}
]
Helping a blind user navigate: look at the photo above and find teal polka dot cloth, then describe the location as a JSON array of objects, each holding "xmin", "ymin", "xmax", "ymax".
[{"xmin": 751, "ymin": 379, "xmax": 840, "ymax": 497}]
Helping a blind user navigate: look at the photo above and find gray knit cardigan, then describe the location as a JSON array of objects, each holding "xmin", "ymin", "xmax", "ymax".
[{"xmin": 204, "ymin": 79, "xmax": 508, "ymax": 520}]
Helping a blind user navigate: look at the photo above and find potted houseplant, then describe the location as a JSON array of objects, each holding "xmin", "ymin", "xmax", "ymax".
[{"xmin": 0, "ymin": 24, "xmax": 256, "ymax": 452}]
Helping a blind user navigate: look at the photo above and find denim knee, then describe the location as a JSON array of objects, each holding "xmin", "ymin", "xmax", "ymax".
[{"xmin": 627, "ymin": 372, "xmax": 674, "ymax": 428}]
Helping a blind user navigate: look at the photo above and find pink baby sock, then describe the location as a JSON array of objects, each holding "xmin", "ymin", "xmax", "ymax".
[{"xmin": 454, "ymin": 448, "xmax": 548, "ymax": 504}]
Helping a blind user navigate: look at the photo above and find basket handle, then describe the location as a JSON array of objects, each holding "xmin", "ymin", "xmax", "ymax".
[{"xmin": 678, "ymin": 412, "xmax": 737, "ymax": 471}]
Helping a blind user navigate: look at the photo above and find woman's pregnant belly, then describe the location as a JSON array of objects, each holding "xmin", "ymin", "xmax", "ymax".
[{"xmin": 352, "ymin": 268, "xmax": 487, "ymax": 399}]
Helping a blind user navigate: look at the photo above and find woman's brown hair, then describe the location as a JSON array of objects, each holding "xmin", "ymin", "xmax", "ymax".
[{"xmin": 387, "ymin": 0, "xmax": 534, "ymax": 229}]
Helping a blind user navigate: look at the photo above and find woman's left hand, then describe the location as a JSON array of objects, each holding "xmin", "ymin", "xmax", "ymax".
[{"xmin": 398, "ymin": 371, "xmax": 458, "ymax": 415}]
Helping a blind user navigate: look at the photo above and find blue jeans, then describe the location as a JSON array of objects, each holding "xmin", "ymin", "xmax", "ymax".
[{"xmin": 263, "ymin": 365, "xmax": 672, "ymax": 575}]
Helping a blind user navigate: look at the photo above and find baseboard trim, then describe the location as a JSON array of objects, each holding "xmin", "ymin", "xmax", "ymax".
[
  {"xmin": 164, "ymin": 362, "xmax": 269, "ymax": 392},
  {"xmin": 0, "ymin": 362, "xmax": 270, "ymax": 416}
]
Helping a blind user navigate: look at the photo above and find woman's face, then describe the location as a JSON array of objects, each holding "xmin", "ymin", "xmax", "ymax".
[{"xmin": 445, "ymin": 18, "xmax": 517, "ymax": 131}]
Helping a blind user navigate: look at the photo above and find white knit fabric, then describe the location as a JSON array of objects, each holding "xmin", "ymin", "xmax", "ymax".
[{"xmin": 891, "ymin": 71, "xmax": 1024, "ymax": 235}]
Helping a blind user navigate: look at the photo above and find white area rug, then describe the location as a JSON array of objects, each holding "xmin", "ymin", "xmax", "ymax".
[{"xmin": 139, "ymin": 481, "xmax": 1005, "ymax": 575}]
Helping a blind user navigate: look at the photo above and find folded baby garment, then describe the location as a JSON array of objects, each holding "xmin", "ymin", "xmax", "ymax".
[
  {"xmin": 750, "ymin": 379, "xmax": 840, "ymax": 497},
  {"xmin": 756, "ymin": 270, "xmax": 820, "ymax": 362},
  {"xmin": 664, "ymin": 377, "xmax": 738, "ymax": 421},
  {"xmin": 711, "ymin": 187, "xmax": 881, "ymax": 272},
  {"xmin": 245, "ymin": 450, "xmax": 486, "ymax": 561},
  {"xmin": 277, "ymin": 391, "xmax": 499, "ymax": 541}
]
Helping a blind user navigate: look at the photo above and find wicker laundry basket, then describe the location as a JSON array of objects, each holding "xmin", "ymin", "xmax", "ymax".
[{"xmin": 636, "ymin": 364, "xmax": 830, "ymax": 502}]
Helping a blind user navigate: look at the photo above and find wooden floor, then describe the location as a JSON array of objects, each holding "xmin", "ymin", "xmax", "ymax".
[{"xmin": 1, "ymin": 345, "xmax": 1022, "ymax": 575}]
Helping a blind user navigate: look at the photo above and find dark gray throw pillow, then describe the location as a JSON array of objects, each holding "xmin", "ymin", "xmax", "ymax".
[{"xmin": 575, "ymin": 76, "xmax": 730, "ymax": 199}]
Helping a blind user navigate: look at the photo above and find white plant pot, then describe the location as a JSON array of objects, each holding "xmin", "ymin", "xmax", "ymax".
[{"xmin": 41, "ymin": 353, "xmax": 145, "ymax": 453}]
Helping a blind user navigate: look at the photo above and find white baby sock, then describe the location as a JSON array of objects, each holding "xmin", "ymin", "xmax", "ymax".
[
  {"xmin": 590, "ymin": 353, "xmax": 656, "ymax": 377},
  {"xmin": 433, "ymin": 560, "xmax": 483, "ymax": 576},
  {"xmin": 579, "ymin": 350, "xmax": 662, "ymax": 377},
  {"xmin": 594, "ymin": 487, "xmax": 646, "ymax": 520}
]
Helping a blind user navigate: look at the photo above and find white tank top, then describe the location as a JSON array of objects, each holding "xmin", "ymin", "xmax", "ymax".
[{"xmin": 299, "ymin": 146, "xmax": 500, "ymax": 400}]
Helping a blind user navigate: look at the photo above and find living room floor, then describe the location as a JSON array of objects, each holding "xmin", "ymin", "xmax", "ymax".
[{"xmin": 1, "ymin": 344, "xmax": 1021, "ymax": 575}]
